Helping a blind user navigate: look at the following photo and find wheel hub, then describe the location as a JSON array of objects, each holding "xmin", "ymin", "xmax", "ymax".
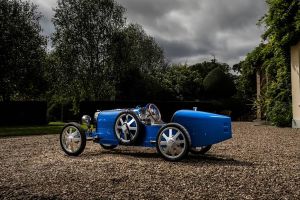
[
  {"xmin": 167, "ymin": 138, "xmax": 175, "ymax": 147},
  {"xmin": 68, "ymin": 134, "xmax": 79, "ymax": 142},
  {"xmin": 67, "ymin": 135, "xmax": 73, "ymax": 142}
]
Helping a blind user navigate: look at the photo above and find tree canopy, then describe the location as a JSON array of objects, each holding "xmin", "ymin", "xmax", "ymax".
[
  {"xmin": 109, "ymin": 23, "xmax": 166, "ymax": 100},
  {"xmin": 0, "ymin": 0, "xmax": 46, "ymax": 101},
  {"xmin": 48, "ymin": 0, "xmax": 168, "ymax": 110},
  {"xmin": 50, "ymin": 0, "xmax": 126, "ymax": 105},
  {"xmin": 203, "ymin": 67, "xmax": 236, "ymax": 98},
  {"xmin": 1, "ymin": 0, "xmax": 242, "ymax": 119},
  {"xmin": 161, "ymin": 60, "xmax": 236, "ymax": 100}
]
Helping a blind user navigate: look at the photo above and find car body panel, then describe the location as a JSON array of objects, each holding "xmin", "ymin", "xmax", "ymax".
[
  {"xmin": 95, "ymin": 109, "xmax": 123, "ymax": 145},
  {"xmin": 91, "ymin": 107, "xmax": 232, "ymax": 148},
  {"xmin": 94, "ymin": 109, "xmax": 164, "ymax": 147},
  {"xmin": 171, "ymin": 110, "xmax": 232, "ymax": 147},
  {"xmin": 139, "ymin": 124, "xmax": 162, "ymax": 147}
]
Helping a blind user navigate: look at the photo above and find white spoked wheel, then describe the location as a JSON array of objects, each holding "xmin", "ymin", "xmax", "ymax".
[
  {"xmin": 114, "ymin": 111, "xmax": 140, "ymax": 145},
  {"xmin": 60, "ymin": 123, "xmax": 86, "ymax": 156},
  {"xmin": 156, "ymin": 123, "xmax": 191, "ymax": 161}
]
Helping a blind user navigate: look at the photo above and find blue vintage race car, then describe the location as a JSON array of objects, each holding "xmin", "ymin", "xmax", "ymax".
[{"xmin": 60, "ymin": 103, "xmax": 232, "ymax": 161}]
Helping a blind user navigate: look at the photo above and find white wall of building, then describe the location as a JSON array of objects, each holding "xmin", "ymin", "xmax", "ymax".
[{"xmin": 291, "ymin": 42, "xmax": 300, "ymax": 128}]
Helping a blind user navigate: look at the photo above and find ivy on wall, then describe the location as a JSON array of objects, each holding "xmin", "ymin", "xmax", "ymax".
[{"xmin": 236, "ymin": 0, "xmax": 300, "ymax": 126}]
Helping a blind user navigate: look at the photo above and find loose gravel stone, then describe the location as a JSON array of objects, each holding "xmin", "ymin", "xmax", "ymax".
[{"xmin": 0, "ymin": 122, "xmax": 299, "ymax": 199}]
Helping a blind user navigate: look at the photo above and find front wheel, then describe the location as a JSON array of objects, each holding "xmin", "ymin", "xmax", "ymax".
[
  {"xmin": 60, "ymin": 122, "xmax": 86, "ymax": 156},
  {"xmin": 190, "ymin": 145, "xmax": 212, "ymax": 155},
  {"xmin": 156, "ymin": 123, "xmax": 191, "ymax": 161}
]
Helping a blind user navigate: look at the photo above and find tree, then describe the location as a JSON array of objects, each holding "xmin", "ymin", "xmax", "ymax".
[
  {"xmin": 109, "ymin": 23, "xmax": 166, "ymax": 100},
  {"xmin": 161, "ymin": 64, "xmax": 202, "ymax": 100},
  {"xmin": 0, "ymin": 0, "xmax": 46, "ymax": 101},
  {"xmin": 203, "ymin": 67, "xmax": 236, "ymax": 99},
  {"xmin": 161, "ymin": 60, "xmax": 236, "ymax": 101},
  {"xmin": 190, "ymin": 60, "xmax": 230, "ymax": 77},
  {"xmin": 234, "ymin": 44, "xmax": 265, "ymax": 102},
  {"xmin": 51, "ymin": 0, "xmax": 125, "ymax": 107}
]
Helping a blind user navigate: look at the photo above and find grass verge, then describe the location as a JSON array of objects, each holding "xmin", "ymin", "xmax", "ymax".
[{"xmin": 0, "ymin": 122, "xmax": 65, "ymax": 137}]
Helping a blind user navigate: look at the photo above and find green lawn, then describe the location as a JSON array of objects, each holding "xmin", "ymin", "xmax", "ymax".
[{"xmin": 0, "ymin": 122, "xmax": 65, "ymax": 137}]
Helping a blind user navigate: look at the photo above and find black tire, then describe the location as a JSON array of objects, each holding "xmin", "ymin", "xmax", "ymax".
[
  {"xmin": 114, "ymin": 111, "xmax": 141, "ymax": 145},
  {"xmin": 100, "ymin": 143, "xmax": 118, "ymax": 150},
  {"xmin": 190, "ymin": 145, "xmax": 212, "ymax": 155},
  {"xmin": 60, "ymin": 122, "xmax": 86, "ymax": 156},
  {"xmin": 156, "ymin": 123, "xmax": 191, "ymax": 161}
]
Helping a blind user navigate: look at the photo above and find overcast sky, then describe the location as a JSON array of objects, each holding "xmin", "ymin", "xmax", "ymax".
[{"xmin": 32, "ymin": 0, "xmax": 267, "ymax": 66}]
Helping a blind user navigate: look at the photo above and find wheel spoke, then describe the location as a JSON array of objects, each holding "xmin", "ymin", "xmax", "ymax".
[
  {"xmin": 160, "ymin": 141, "xmax": 167, "ymax": 145},
  {"xmin": 128, "ymin": 126, "xmax": 137, "ymax": 131},
  {"xmin": 173, "ymin": 131, "xmax": 181, "ymax": 139},
  {"xmin": 170, "ymin": 148, "xmax": 176, "ymax": 156},
  {"xmin": 162, "ymin": 133, "xmax": 168, "ymax": 140},
  {"xmin": 71, "ymin": 130, "xmax": 78, "ymax": 137},
  {"xmin": 128, "ymin": 131, "xmax": 134, "ymax": 139},
  {"xmin": 65, "ymin": 139, "xmax": 70, "ymax": 147},
  {"xmin": 123, "ymin": 131, "xmax": 128, "ymax": 140},
  {"xmin": 116, "ymin": 126, "xmax": 122, "ymax": 129},
  {"xmin": 165, "ymin": 145, "xmax": 171, "ymax": 155},
  {"xmin": 127, "ymin": 118, "xmax": 135, "ymax": 125},
  {"xmin": 72, "ymin": 137, "xmax": 81, "ymax": 143},
  {"xmin": 169, "ymin": 129, "xmax": 172, "ymax": 137},
  {"xmin": 70, "ymin": 142, "xmax": 74, "ymax": 152},
  {"xmin": 176, "ymin": 139, "xmax": 185, "ymax": 145}
]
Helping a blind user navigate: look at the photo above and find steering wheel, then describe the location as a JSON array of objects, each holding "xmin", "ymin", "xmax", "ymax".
[{"xmin": 145, "ymin": 103, "xmax": 161, "ymax": 123}]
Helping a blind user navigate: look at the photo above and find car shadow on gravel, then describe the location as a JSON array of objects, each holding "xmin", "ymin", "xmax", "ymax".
[
  {"xmin": 185, "ymin": 154, "xmax": 256, "ymax": 167},
  {"xmin": 82, "ymin": 149, "xmax": 255, "ymax": 167},
  {"xmin": 83, "ymin": 149, "xmax": 162, "ymax": 159}
]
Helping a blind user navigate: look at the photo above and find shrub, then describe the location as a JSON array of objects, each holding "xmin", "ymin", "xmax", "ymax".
[{"xmin": 203, "ymin": 67, "xmax": 236, "ymax": 98}]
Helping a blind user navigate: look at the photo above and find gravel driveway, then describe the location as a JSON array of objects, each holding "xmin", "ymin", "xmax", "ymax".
[{"xmin": 0, "ymin": 122, "xmax": 299, "ymax": 200}]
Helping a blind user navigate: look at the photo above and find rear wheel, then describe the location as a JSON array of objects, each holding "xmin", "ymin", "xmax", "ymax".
[
  {"xmin": 156, "ymin": 123, "xmax": 191, "ymax": 161},
  {"xmin": 190, "ymin": 145, "xmax": 212, "ymax": 155},
  {"xmin": 114, "ymin": 111, "xmax": 141, "ymax": 145},
  {"xmin": 60, "ymin": 123, "xmax": 86, "ymax": 156}
]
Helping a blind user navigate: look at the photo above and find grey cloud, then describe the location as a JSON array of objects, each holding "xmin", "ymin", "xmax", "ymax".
[
  {"xmin": 32, "ymin": 0, "xmax": 267, "ymax": 65},
  {"xmin": 120, "ymin": 0, "xmax": 266, "ymax": 65},
  {"xmin": 157, "ymin": 40, "xmax": 211, "ymax": 58},
  {"xmin": 119, "ymin": 0, "xmax": 200, "ymax": 20},
  {"xmin": 208, "ymin": 0, "xmax": 266, "ymax": 30}
]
